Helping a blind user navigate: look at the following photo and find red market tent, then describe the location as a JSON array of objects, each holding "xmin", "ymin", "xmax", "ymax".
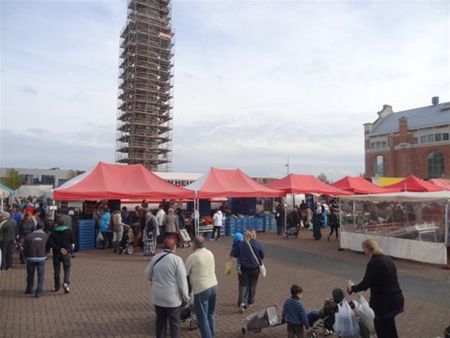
[
  {"xmin": 429, "ymin": 178, "xmax": 450, "ymax": 191},
  {"xmin": 331, "ymin": 176, "xmax": 400, "ymax": 194},
  {"xmin": 185, "ymin": 167, "xmax": 284, "ymax": 199},
  {"xmin": 266, "ymin": 174, "xmax": 351, "ymax": 196},
  {"xmin": 53, "ymin": 162, "xmax": 194, "ymax": 201},
  {"xmin": 383, "ymin": 175, "xmax": 444, "ymax": 192}
]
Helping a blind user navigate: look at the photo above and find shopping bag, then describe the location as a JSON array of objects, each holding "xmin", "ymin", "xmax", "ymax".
[
  {"xmin": 97, "ymin": 231, "xmax": 104, "ymax": 241},
  {"xmin": 224, "ymin": 258, "xmax": 234, "ymax": 276},
  {"xmin": 356, "ymin": 294, "xmax": 375, "ymax": 334},
  {"xmin": 333, "ymin": 299, "xmax": 360, "ymax": 337}
]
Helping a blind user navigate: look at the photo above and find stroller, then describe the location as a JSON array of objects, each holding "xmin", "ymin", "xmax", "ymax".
[
  {"xmin": 116, "ymin": 225, "xmax": 134, "ymax": 255},
  {"xmin": 285, "ymin": 225, "xmax": 300, "ymax": 239},
  {"xmin": 241, "ymin": 305, "xmax": 283, "ymax": 335}
]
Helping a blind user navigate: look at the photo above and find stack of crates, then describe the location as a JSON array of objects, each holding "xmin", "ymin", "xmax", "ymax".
[
  {"xmin": 225, "ymin": 217, "xmax": 237, "ymax": 236},
  {"xmin": 254, "ymin": 216, "xmax": 265, "ymax": 232},
  {"xmin": 263, "ymin": 214, "xmax": 277, "ymax": 233}
]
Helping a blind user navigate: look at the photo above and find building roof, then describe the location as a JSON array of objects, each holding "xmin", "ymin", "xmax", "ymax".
[{"xmin": 371, "ymin": 101, "xmax": 450, "ymax": 135}]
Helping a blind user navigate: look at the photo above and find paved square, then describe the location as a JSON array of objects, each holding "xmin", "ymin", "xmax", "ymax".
[{"xmin": 1, "ymin": 233, "xmax": 449, "ymax": 338}]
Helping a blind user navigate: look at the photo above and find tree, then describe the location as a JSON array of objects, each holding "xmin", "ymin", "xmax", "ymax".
[
  {"xmin": 66, "ymin": 169, "xmax": 79, "ymax": 179},
  {"xmin": 3, "ymin": 168, "xmax": 22, "ymax": 190},
  {"xmin": 317, "ymin": 173, "xmax": 329, "ymax": 184}
]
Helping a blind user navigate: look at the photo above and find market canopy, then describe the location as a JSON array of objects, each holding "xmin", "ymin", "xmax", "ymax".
[
  {"xmin": 185, "ymin": 167, "xmax": 284, "ymax": 199},
  {"xmin": 266, "ymin": 173, "xmax": 351, "ymax": 196},
  {"xmin": 331, "ymin": 176, "xmax": 399, "ymax": 194},
  {"xmin": 0, "ymin": 182, "xmax": 14, "ymax": 198},
  {"xmin": 383, "ymin": 175, "xmax": 444, "ymax": 192},
  {"xmin": 53, "ymin": 162, "xmax": 194, "ymax": 201},
  {"xmin": 429, "ymin": 178, "xmax": 450, "ymax": 191},
  {"xmin": 16, "ymin": 185, "xmax": 53, "ymax": 198}
]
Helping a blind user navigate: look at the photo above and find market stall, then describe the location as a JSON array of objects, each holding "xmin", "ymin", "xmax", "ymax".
[
  {"xmin": 185, "ymin": 167, "xmax": 283, "ymax": 235},
  {"xmin": 53, "ymin": 162, "xmax": 194, "ymax": 201},
  {"xmin": 429, "ymin": 179, "xmax": 450, "ymax": 191},
  {"xmin": 0, "ymin": 182, "xmax": 14, "ymax": 212},
  {"xmin": 383, "ymin": 175, "xmax": 444, "ymax": 192},
  {"xmin": 339, "ymin": 191, "xmax": 450, "ymax": 265},
  {"xmin": 331, "ymin": 176, "xmax": 399, "ymax": 194}
]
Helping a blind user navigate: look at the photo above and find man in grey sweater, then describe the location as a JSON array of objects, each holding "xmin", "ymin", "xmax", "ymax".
[
  {"xmin": 0, "ymin": 212, "xmax": 17, "ymax": 271},
  {"xmin": 144, "ymin": 237, "xmax": 189, "ymax": 338},
  {"xmin": 23, "ymin": 223, "xmax": 48, "ymax": 297}
]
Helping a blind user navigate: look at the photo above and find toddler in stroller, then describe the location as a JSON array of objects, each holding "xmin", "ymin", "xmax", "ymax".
[
  {"xmin": 307, "ymin": 288, "xmax": 345, "ymax": 337},
  {"xmin": 116, "ymin": 225, "xmax": 134, "ymax": 255}
]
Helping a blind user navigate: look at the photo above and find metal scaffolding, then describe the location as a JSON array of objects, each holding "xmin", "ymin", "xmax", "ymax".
[{"xmin": 115, "ymin": 0, "xmax": 174, "ymax": 171}]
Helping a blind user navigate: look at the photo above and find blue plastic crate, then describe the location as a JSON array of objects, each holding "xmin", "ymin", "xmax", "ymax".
[{"xmin": 78, "ymin": 219, "xmax": 96, "ymax": 250}]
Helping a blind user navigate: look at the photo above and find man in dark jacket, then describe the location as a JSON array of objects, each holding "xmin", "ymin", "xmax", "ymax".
[
  {"xmin": 0, "ymin": 212, "xmax": 18, "ymax": 270},
  {"xmin": 49, "ymin": 219, "xmax": 74, "ymax": 294},
  {"xmin": 23, "ymin": 223, "xmax": 48, "ymax": 297}
]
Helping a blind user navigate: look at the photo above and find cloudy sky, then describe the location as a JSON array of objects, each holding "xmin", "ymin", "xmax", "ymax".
[{"xmin": 1, "ymin": 0, "xmax": 449, "ymax": 180}]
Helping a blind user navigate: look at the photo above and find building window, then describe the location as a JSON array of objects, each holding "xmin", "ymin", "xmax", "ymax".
[
  {"xmin": 370, "ymin": 140, "xmax": 387, "ymax": 149},
  {"xmin": 373, "ymin": 155, "xmax": 384, "ymax": 177},
  {"xmin": 420, "ymin": 133, "xmax": 449, "ymax": 144},
  {"xmin": 427, "ymin": 152, "xmax": 444, "ymax": 178}
]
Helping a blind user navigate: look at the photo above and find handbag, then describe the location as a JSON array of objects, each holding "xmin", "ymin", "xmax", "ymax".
[{"xmin": 246, "ymin": 241, "xmax": 266, "ymax": 278}]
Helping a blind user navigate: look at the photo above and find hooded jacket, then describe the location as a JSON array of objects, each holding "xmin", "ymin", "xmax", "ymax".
[{"xmin": 49, "ymin": 225, "xmax": 74, "ymax": 254}]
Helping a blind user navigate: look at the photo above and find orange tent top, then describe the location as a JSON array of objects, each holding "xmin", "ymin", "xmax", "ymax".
[
  {"xmin": 53, "ymin": 162, "xmax": 194, "ymax": 201},
  {"xmin": 331, "ymin": 176, "xmax": 399, "ymax": 194},
  {"xmin": 185, "ymin": 167, "xmax": 284, "ymax": 199},
  {"xmin": 266, "ymin": 174, "xmax": 351, "ymax": 196},
  {"xmin": 383, "ymin": 175, "xmax": 444, "ymax": 192}
]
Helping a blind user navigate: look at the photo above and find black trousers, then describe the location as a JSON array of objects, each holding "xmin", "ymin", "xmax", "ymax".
[
  {"xmin": 52, "ymin": 254, "xmax": 71, "ymax": 287},
  {"xmin": 328, "ymin": 225, "xmax": 339, "ymax": 238},
  {"xmin": 155, "ymin": 305, "xmax": 181, "ymax": 338},
  {"xmin": 374, "ymin": 316, "xmax": 398, "ymax": 338},
  {"xmin": 0, "ymin": 240, "xmax": 14, "ymax": 270},
  {"xmin": 213, "ymin": 226, "xmax": 221, "ymax": 239},
  {"xmin": 238, "ymin": 267, "xmax": 259, "ymax": 306}
]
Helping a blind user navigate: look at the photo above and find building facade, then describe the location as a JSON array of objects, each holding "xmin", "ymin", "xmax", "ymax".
[
  {"xmin": 364, "ymin": 97, "xmax": 450, "ymax": 179},
  {"xmin": 116, "ymin": 0, "xmax": 174, "ymax": 171},
  {"xmin": 0, "ymin": 168, "xmax": 83, "ymax": 188}
]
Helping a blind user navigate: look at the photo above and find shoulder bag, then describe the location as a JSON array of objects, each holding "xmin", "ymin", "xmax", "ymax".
[{"xmin": 246, "ymin": 241, "xmax": 266, "ymax": 278}]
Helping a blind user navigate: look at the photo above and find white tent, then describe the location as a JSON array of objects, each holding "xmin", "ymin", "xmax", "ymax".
[
  {"xmin": 15, "ymin": 185, "xmax": 53, "ymax": 198},
  {"xmin": 339, "ymin": 191, "xmax": 449, "ymax": 265}
]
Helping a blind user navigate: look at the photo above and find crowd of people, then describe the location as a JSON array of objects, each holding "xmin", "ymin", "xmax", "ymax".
[
  {"xmin": 0, "ymin": 197, "xmax": 406, "ymax": 338},
  {"xmin": 0, "ymin": 197, "xmax": 75, "ymax": 297}
]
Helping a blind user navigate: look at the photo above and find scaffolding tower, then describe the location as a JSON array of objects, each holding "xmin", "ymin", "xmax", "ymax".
[{"xmin": 115, "ymin": 0, "xmax": 174, "ymax": 171}]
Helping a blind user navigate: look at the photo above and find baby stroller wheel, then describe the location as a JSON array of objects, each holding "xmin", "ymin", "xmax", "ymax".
[
  {"xmin": 127, "ymin": 246, "xmax": 134, "ymax": 254},
  {"xmin": 241, "ymin": 327, "xmax": 247, "ymax": 335},
  {"xmin": 306, "ymin": 331, "xmax": 318, "ymax": 338},
  {"xmin": 188, "ymin": 319, "xmax": 197, "ymax": 330}
]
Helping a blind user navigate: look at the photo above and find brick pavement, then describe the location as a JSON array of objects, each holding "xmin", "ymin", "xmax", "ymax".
[{"xmin": 0, "ymin": 232, "xmax": 449, "ymax": 338}]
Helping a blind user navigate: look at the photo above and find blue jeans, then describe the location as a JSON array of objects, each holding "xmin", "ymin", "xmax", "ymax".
[
  {"xmin": 194, "ymin": 285, "xmax": 218, "ymax": 338},
  {"xmin": 26, "ymin": 260, "xmax": 46, "ymax": 295}
]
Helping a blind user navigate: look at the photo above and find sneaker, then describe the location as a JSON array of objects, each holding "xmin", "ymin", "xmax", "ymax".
[
  {"xmin": 25, "ymin": 289, "xmax": 33, "ymax": 294},
  {"xmin": 238, "ymin": 303, "xmax": 246, "ymax": 313},
  {"xmin": 62, "ymin": 283, "xmax": 70, "ymax": 294},
  {"xmin": 53, "ymin": 285, "xmax": 60, "ymax": 292}
]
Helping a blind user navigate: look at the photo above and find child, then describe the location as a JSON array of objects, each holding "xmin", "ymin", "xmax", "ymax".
[{"xmin": 282, "ymin": 284, "xmax": 309, "ymax": 338}]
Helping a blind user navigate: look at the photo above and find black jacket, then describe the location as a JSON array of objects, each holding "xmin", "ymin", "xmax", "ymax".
[
  {"xmin": 352, "ymin": 254, "xmax": 404, "ymax": 317},
  {"xmin": 49, "ymin": 226, "xmax": 74, "ymax": 255},
  {"xmin": 23, "ymin": 230, "xmax": 48, "ymax": 259}
]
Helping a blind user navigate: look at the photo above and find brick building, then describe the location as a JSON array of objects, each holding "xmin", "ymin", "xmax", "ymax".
[{"xmin": 364, "ymin": 97, "xmax": 450, "ymax": 179}]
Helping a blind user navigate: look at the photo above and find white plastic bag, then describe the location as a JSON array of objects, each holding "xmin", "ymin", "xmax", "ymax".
[
  {"xmin": 356, "ymin": 294, "xmax": 375, "ymax": 334},
  {"xmin": 333, "ymin": 299, "xmax": 360, "ymax": 337}
]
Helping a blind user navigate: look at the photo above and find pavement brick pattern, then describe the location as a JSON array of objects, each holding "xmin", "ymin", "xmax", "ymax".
[{"xmin": 0, "ymin": 232, "xmax": 449, "ymax": 338}]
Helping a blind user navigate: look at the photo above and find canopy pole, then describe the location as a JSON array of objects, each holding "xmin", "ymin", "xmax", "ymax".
[
  {"xmin": 352, "ymin": 201, "xmax": 356, "ymax": 226},
  {"xmin": 0, "ymin": 198, "xmax": 3, "ymax": 213},
  {"xmin": 443, "ymin": 202, "xmax": 449, "ymax": 268},
  {"xmin": 284, "ymin": 197, "xmax": 287, "ymax": 236},
  {"xmin": 194, "ymin": 193, "xmax": 199, "ymax": 237}
]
